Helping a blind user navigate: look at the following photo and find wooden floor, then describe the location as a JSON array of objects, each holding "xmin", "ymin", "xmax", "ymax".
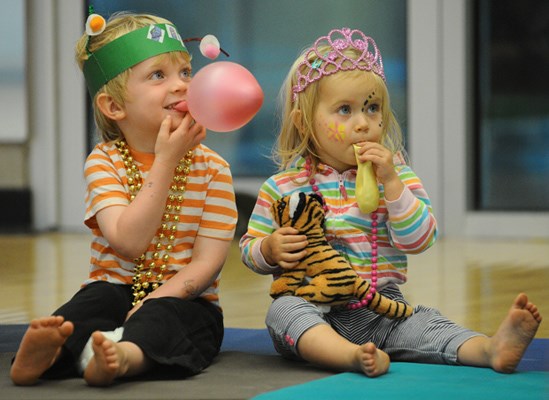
[{"xmin": 0, "ymin": 233, "xmax": 547, "ymax": 338}]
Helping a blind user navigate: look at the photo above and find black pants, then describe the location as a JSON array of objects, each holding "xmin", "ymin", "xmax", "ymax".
[{"xmin": 43, "ymin": 281, "xmax": 224, "ymax": 379}]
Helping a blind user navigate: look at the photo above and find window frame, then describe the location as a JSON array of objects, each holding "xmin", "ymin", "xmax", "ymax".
[{"xmin": 408, "ymin": 0, "xmax": 549, "ymax": 238}]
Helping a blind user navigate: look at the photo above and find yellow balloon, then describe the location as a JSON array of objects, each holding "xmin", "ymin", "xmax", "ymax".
[{"xmin": 353, "ymin": 144, "xmax": 379, "ymax": 213}]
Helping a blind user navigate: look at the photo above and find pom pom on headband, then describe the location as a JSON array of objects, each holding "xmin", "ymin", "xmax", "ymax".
[
  {"xmin": 292, "ymin": 27, "xmax": 385, "ymax": 102},
  {"xmin": 183, "ymin": 35, "xmax": 229, "ymax": 59},
  {"xmin": 199, "ymin": 35, "xmax": 221, "ymax": 59},
  {"xmin": 85, "ymin": 13, "xmax": 106, "ymax": 36}
]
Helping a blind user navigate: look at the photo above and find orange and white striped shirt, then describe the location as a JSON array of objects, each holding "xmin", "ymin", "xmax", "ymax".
[{"xmin": 83, "ymin": 141, "xmax": 237, "ymax": 308}]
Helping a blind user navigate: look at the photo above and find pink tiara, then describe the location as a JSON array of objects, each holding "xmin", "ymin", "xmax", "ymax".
[{"xmin": 292, "ymin": 28, "xmax": 385, "ymax": 102}]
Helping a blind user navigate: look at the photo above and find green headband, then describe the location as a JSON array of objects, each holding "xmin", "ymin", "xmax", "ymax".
[{"xmin": 83, "ymin": 23, "xmax": 188, "ymax": 98}]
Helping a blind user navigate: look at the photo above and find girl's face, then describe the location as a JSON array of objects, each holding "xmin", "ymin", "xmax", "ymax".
[
  {"xmin": 120, "ymin": 52, "xmax": 192, "ymax": 149},
  {"xmin": 312, "ymin": 71, "xmax": 384, "ymax": 172}
]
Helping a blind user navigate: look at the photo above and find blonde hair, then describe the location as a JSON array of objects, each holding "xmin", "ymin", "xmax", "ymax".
[
  {"xmin": 274, "ymin": 44, "xmax": 404, "ymax": 172},
  {"xmin": 75, "ymin": 12, "xmax": 190, "ymax": 143}
]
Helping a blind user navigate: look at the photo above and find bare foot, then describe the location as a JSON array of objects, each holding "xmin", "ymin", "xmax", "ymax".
[
  {"xmin": 83, "ymin": 331, "xmax": 123, "ymax": 386},
  {"xmin": 489, "ymin": 293, "xmax": 542, "ymax": 373},
  {"xmin": 354, "ymin": 342, "xmax": 390, "ymax": 377},
  {"xmin": 10, "ymin": 316, "xmax": 74, "ymax": 385}
]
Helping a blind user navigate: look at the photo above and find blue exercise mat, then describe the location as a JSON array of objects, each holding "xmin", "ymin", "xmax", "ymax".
[
  {"xmin": 221, "ymin": 327, "xmax": 276, "ymax": 355},
  {"xmin": 253, "ymin": 362, "xmax": 549, "ymax": 400}
]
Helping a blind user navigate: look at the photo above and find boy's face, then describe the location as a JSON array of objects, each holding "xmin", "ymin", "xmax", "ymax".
[
  {"xmin": 312, "ymin": 71, "xmax": 384, "ymax": 172},
  {"xmin": 120, "ymin": 52, "xmax": 192, "ymax": 140}
]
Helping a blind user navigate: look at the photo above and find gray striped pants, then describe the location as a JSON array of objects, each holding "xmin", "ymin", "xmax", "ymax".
[{"xmin": 265, "ymin": 284, "xmax": 483, "ymax": 365}]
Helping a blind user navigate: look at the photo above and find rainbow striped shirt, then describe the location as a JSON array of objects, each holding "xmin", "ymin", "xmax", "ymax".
[{"xmin": 239, "ymin": 155, "xmax": 437, "ymax": 288}]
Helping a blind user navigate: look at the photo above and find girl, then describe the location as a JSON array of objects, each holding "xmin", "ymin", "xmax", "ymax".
[
  {"xmin": 10, "ymin": 12, "xmax": 237, "ymax": 386},
  {"xmin": 239, "ymin": 27, "xmax": 541, "ymax": 377}
]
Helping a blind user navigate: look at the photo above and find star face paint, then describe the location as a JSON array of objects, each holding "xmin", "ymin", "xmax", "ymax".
[{"xmin": 327, "ymin": 121, "xmax": 346, "ymax": 142}]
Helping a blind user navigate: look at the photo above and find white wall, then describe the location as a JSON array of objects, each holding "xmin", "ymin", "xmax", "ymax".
[{"xmin": 28, "ymin": 0, "xmax": 87, "ymax": 231}]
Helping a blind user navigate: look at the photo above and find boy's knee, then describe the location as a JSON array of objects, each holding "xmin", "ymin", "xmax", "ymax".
[{"xmin": 80, "ymin": 281, "xmax": 129, "ymax": 307}]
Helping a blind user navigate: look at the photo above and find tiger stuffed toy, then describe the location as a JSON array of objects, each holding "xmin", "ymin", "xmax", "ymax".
[{"xmin": 270, "ymin": 191, "xmax": 412, "ymax": 319}]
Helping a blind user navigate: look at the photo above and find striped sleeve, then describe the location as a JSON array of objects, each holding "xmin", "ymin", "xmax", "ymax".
[
  {"xmin": 385, "ymin": 165, "xmax": 438, "ymax": 254},
  {"xmin": 84, "ymin": 144, "xmax": 129, "ymax": 229},
  {"xmin": 239, "ymin": 177, "xmax": 284, "ymax": 275},
  {"xmin": 196, "ymin": 150, "xmax": 237, "ymax": 240}
]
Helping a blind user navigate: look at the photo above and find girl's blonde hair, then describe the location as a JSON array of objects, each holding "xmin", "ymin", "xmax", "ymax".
[
  {"xmin": 274, "ymin": 45, "xmax": 404, "ymax": 172},
  {"xmin": 75, "ymin": 12, "xmax": 189, "ymax": 143}
]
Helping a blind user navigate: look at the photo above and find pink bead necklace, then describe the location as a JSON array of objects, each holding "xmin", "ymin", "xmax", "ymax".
[{"xmin": 304, "ymin": 158, "xmax": 379, "ymax": 310}]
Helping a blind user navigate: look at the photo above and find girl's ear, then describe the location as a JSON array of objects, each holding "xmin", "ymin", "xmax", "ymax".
[
  {"xmin": 96, "ymin": 93, "xmax": 126, "ymax": 121},
  {"xmin": 291, "ymin": 110, "xmax": 304, "ymax": 133}
]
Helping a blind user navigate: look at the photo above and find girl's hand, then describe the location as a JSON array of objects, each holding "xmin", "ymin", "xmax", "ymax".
[
  {"xmin": 154, "ymin": 114, "xmax": 206, "ymax": 167},
  {"xmin": 261, "ymin": 227, "xmax": 308, "ymax": 269},
  {"xmin": 355, "ymin": 142, "xmax": 404, "ymax": 201}
]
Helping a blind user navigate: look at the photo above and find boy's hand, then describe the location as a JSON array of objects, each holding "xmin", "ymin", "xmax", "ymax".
[
  {"xmin": 261, "ymin": 227, "xmax": 308, "ymax": 269},
  {"xmin": 154, "ymin": 114, "xmax": 206, "ymax": 167}
]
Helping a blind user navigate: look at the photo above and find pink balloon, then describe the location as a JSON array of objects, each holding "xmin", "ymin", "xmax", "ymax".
[{"xmin": 186, "ymin": 62, "xmax": 264, "ymax": 132}]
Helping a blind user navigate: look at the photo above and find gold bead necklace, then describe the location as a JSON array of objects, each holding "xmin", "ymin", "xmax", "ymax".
[{"xmin": 115, "ymin": 140, "xmax": 193, "ymax": 305}]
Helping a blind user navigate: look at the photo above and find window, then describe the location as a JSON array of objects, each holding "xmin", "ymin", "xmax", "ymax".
[{"xmin": 474, "ymin": 0, "xmax": 549, "ymax": 211}]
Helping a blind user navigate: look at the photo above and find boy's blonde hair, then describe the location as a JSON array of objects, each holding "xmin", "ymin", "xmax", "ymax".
[
  {"xmin": 274, "ymin": 45, "xmax": 404, "ymax": 172},
  {"xmin": 75, "ymin": 12, "xmax": 190, "ymax": 143}
]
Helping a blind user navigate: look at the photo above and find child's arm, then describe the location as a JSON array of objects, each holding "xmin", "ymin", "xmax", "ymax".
[
  {"xmin": 127, "ymin": 235, "xmax": 231, "ymax": 318},
  {"xmin": 383, "ymin": 162, "xmax": 438, "ymax": 254},
  {"xmin": 384, "ymin": 185, "xmax": 437, "ymax": 254},
  {"xmin": 97, "ymin": 115, "xmax": 206, "ymax": 259},
  {"xmin": 239, "ymin": 180, "xmax": 307, "ymax": 274},
  {"xmin": 355, "ymin": 142, "xmax": 437, "ymax": 254}
]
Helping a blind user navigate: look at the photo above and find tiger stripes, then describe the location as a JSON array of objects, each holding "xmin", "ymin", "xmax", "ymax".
[{"xmin": 270, "ymin": 192, "xmax": 412, "ymax": 319}]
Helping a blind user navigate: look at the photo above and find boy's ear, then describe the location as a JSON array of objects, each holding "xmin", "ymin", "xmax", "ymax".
[
  {"xmin": 291, "ymin": 110, "xmax": 304, "ymax": 133},
  {"xmin": 96, "ymin": 93, "xmax": 126, "ymax": 120}
]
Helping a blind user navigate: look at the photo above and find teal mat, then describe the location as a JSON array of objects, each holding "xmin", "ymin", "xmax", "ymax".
[{"xmin": 253, "ymin": 363, "xmax": 549, "ymax": 400}]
